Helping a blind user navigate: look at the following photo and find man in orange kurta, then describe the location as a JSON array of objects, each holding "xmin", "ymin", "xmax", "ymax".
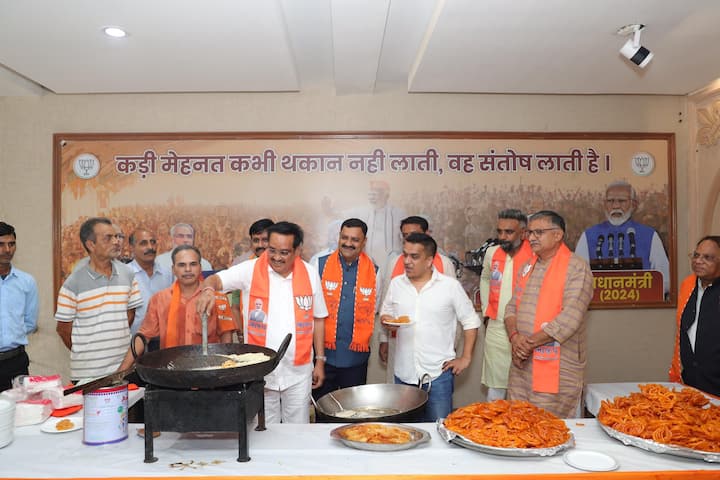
[{"xmin": 118, "ymin": 245, "xmax": 235, "ymax": 369}]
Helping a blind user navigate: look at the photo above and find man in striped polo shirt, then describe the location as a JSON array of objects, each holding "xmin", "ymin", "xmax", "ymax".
[{"xmin": 56, "ymin": 217, "xmax": 143, "ymax": 383}]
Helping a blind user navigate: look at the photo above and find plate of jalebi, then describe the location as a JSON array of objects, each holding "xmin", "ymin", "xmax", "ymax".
[
  {"xmin": 597, "ymin": 383, "xmax": 720, "ymax": 463},
  {"xmin": 437, "ymin": 400, "xmax": 574, "ymax": 457}
]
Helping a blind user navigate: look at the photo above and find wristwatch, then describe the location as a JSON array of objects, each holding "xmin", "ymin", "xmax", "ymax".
[{"xmin": 315, "ymin": 355, "xmax": 327, "ymax": 362}]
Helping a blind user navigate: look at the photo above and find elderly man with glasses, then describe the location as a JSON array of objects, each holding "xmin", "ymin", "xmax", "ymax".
[
  {"xmin": 504, "ymin": 211, "xmax": 593, "ymax": 418},
  {"xmin": 574, "ymin": 180, "xmax": 669, "ymax": 295},
  {"xmin": 669, "ymin": 236, "xmax": 720, "ymax": 397}
]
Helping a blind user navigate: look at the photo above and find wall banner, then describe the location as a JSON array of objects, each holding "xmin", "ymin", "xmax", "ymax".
[{"xmin": 54, "ymin": 132, "xmax": 676, "ymax": 309}]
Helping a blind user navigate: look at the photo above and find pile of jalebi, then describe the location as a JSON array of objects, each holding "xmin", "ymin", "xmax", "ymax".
[
  {"xmin": 443, "ymin": 400, "xmax": 570, "ymax": 448},
  {"xmin": 598, "ymin": 383, "xmax": 720, "ymax": 452}
]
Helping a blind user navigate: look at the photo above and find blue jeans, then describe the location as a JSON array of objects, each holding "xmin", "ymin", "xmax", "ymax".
[{"xmin": 395, "ymin": 369, "xmax": 454, "ymax": 422}]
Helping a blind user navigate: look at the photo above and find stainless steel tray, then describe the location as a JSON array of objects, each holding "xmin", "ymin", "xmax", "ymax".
[
  {"xmin": 330, "ymin": 422, "xmax": 430, "ymax": 452},
  {"xmin": 599, "ymin": 422, "xmax": 720, "ymax": 463},
  {"xmin": 437, "ymin": 418, "xmax": 574, "ymax": 457}
]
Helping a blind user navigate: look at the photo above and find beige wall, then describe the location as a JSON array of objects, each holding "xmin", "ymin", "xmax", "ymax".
[{"xmin": 0, "ymin": 92, "xmax": 690, "ymax": 407}]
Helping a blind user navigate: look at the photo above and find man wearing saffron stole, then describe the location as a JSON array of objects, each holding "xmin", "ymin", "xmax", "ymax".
[
  {"xmin": 381, "ymin": 233, "xmax": 481, "ymax": 422},
  {"xmin": 118, "ymin": 245, "xmax": 235, "ymax": 370},
  {"xmin": 197, "ymin": 222, "xmax": 329, "ymax": 424},
  {"xmin": 311, "ymin": 218, "xmax": 381, "ymax": 401},
  {"xmin": 506, "ymin": 211, "xmax": 593, "ymax": 418},
  {"xmin": 480, "ymin": 209, "xmax": 531, "ymax": 402},
  {"xmin": 230, "ymin": 219, "xmax": 275, "ymax": 340},
  {"xmin": 379, "ymin": 216, "xmax": 456, "ymax": 381},
  {"xmin": 669, "ymin": 236, "xmax": 720, "ymax": 396}
]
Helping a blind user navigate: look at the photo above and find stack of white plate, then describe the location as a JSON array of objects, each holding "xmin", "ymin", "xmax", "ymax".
[{"xmin": 0, "ymin": 397, "xmax": 16, "ymax": 448}]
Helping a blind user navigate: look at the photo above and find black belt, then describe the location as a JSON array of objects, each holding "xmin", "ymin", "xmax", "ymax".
[{"xmin": 0, "ymin": 345, "xmax": 25, "ymax": 361}]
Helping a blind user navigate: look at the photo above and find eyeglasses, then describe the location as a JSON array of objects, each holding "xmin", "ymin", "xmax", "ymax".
[
  {"xmin": 267, "ymin": 247, "xmax": 294, "ymax": 258},
  {"xmin": 527, "ymin": 227, "xmax": 561, "ymax": 238},
  {"xmin": 689, "ymin": 252, "xmax": 718, "ymax": 263}
]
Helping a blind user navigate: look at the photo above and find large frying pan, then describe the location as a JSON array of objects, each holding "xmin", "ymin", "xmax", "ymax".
[
  {"xmin": 131, "ymin": 333, "xmax": 292, "ymax": 389},
  {"xmin": 315, "ymin": 381, "xmax": 429, "ymax": 423}
]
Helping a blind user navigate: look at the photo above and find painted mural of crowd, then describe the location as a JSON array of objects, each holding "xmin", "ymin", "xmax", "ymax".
[{"xmin": 59, "ymin": 182, "xmax": 671, "ymax": 280}]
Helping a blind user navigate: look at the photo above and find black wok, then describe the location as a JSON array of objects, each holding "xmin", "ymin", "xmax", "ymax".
[
  {"xmin": 131, "ymin": 333, "xmax": 291, "ymax": 389},
  {"xmin": 315, "ymin": 382, "xmax": 429, "ymax": 423}
]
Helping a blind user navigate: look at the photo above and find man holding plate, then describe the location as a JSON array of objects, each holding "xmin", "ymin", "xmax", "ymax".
[{"xmin": 380, "ymin": 232, "xmax": 481, "ymax": 421}]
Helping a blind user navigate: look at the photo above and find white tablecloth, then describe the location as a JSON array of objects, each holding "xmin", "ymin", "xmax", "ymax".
[{"xmin": 3, "ymin": 419, "xmax": 719, "ymax": 478}]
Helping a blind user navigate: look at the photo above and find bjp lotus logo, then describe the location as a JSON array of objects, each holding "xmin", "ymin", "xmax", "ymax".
[
  {"xmin": 359, "ymin": 287, "xmax": 373, "ymax": 298},
  {"xmin": 295, "ymin": 295, "xmax": 313, "ymax": 311},
  {"xmin": 324, "ymin": 280, "xmax": 339, "ymax": 292}
]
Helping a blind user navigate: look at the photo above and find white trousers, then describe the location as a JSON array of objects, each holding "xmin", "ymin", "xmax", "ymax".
[{"xmin": 263, "ymin": 375, "xmax": 312, "ymax": 424}]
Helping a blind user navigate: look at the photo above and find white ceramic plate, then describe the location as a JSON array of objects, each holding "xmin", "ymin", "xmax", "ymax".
[
  {"xmin": 563, "ymin": 450, "xmax": 618, "ymax": 471},
  {"xmin": 382, "ymin": 318, "xmax": 414, "ymax": 327},
  {"xmin": 40, "ymin": 416, "xmax": 83, "ymax": 433}
]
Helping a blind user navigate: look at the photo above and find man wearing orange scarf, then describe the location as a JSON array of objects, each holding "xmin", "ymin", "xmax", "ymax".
[
  {"xmin": 312, "ymin": 218, "xmax": 381, "ymax": 401},
  {"xmin": 197, "ymin": 222, "xmax": 328, "ymax": 424},
  {"xmin": 669, "ymin": 236, "xmax": 720, "ymax": 397},
  {"xmin": 480, "ymin": 209, "xmax": 532, "ymax": 402},
  {"xmin": 229, "ymin": 219, "xmax": 275, "ymax": 338},
  {"xmin": 505, "ymin": 211, "xmax": 593, "ymax": 418},
  {"xmin": 118, "ymin": 245, "xmax": 235, "ymax": 370}
]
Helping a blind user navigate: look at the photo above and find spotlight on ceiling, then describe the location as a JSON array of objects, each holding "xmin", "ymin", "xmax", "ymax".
[
  {"xmin": 103, "ymin": 26, "xmax": 128, "ymax": 38},
  {"xmin": 617, "ymin": 24, "xmax": 653, "ymax": 68}
]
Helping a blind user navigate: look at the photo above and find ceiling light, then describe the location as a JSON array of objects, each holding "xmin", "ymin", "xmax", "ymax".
[
  {"xmin": 103, "ymin": 26, "xmax": 127, "ymax": 38},
  {"xmin": 617, "ymin": 24, "xmax": 653, "ymax": 69}
]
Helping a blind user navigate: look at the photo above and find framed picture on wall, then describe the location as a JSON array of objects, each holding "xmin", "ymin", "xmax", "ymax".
[{"xmin": 54, "ymin": 131, "xmax": 676, "ymax": 309}]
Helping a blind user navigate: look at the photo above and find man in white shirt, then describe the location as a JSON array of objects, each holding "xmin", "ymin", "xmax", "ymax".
[
  {"xmin": 197, "ymin": 221, "xmax": 328, "ymax": 424},
  {"xmin": 379, "ymin": 215, "xmax": 456, "ymax": 382},
  {"xmin": 127, "ymin": 228, "xmax": 173, "ymax": 347},
  {"xmin": 381, "ymin": 232, "xmax": 481, "ymax": 421}
]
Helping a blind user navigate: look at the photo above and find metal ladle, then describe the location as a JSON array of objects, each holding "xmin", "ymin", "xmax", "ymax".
[{"xmin": 201, "ymin": 312, "xmax": 208, "ymax": 356}]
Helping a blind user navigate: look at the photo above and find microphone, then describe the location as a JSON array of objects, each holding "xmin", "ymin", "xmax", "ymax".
[
  {"xmin": 618, "ymin": 232, "xmax": 625, "ymax": 257},
  {"xmin": 627, "ymin": 228, "xmax": 636, "ymax": 257},
  {"xmin": 607, "ymin": 233, "xmax": 615, "ymax": 258},
  {"xmin": 595, "ymin": 234, "xmax": 605, "ymax": 259}
]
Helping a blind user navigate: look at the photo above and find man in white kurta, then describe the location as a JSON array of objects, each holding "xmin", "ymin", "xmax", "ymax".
[
  {"xmin": 197, "ymin": 222, "xmax": 328, "ymax": 424},
  {"xmin": 479, "ymin": 209, "xmax": 532, "ymax": 401}
]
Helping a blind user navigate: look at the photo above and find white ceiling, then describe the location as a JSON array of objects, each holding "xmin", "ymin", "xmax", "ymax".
[{"xmin": 1, "ymin": 0, "xmax": 719, "ymax": 97}]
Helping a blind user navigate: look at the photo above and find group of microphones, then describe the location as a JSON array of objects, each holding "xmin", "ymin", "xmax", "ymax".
[
  {"xmin": 591, "ymin": 227, "xmax": 643, "ymax": 270},
  {"xmin": 464, "ymin": 238, "xmax": 500, "ymax": 274}
]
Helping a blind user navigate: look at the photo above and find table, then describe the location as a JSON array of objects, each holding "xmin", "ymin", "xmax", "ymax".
[
  {"xmin": 584, "ymin": 382, "xmax": 720, "ymax": 417},
  {"xmin": 3, "ymin": 419, "xmax": 719, "ymax": 479}
]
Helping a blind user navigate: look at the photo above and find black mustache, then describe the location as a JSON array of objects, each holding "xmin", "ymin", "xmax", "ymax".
[
  {"xmin": 144, "ymin": 249, "xmax": 156, "ymax": 255},
  {"xmin": 342, "ymin": 245, "xmax": 356, "ymax": 249}
]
